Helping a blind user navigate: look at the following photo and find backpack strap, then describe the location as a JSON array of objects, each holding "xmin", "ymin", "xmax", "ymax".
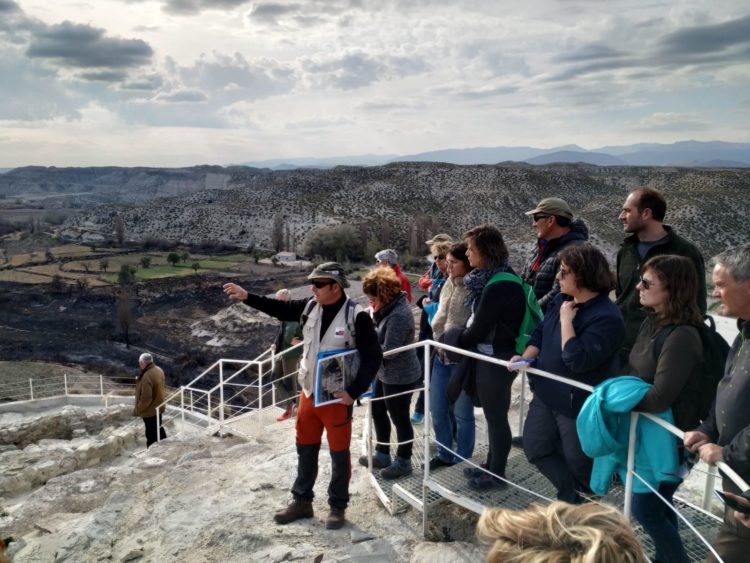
[
  {"xmin": 651, "ymin": 324, "xmax": 677, "ymax": 361},
  {"xmin": 344, "ymin": 298, "xmax": 358, "ymax": 347},
  {"xmin": 488, "ymin": 271, "xmax": 522, "ymax": 287},
  {"xmin": 299, "ymin": 298, "xmax": 316, "ymax": 329}
]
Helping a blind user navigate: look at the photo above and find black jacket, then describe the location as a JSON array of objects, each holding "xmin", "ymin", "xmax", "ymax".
[
  {"xmin": 615, "ymin": 226, "xmax": 706, "ymax": 353},
  {"xmin": 521, "ymin": 219, "xmax": 589, "ymax": 312}
]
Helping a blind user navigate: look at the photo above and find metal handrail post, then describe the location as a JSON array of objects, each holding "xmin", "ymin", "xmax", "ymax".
[
  {"xmin": 518, "ymin": 370, "xmax": 527, "ymax": 436},
  {"xmin": 64, "ymin": 373, "xmax": 68, "ymax": 396},
  {"xmin": 207, "ymin": 393, "xmax": 212, "ymax": 429},
  {"xmin": 703, "ymin": 464, "xmax": 719, "ymax": 511},
  {"xmin": 258, "ymin": 362, "xmax": 264, "ymax": 432},
  {"xmin": 623, "ymin": 411, "xmax": 639, "ymax": 519},
  {"xmin": 156, "ymin": 408, "xmax": 161, "ymax": 443},
  {"xmin": 271, "ymin": 349, "xmax": 276, "ymax": 407},
  {"xmin": 180, "ymin": 386, "xmax": 185, "ymax": 425},
  {"xmin": 219, "ymin": 361, "xmax": 225, "ymax": 435},
  {"xmin": 99, "ymin": 374, "xmax": 104, "ymax": 396},
  {"xmin": 422, "ymin": 341, "xmax": 431, "ymax": 539},
  {"xmin": 29, "ymin": 378, "xmax": 33, "ymax": 400}
]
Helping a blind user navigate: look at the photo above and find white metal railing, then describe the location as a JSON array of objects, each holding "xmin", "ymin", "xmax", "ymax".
[{"xmin": 0, "ymin": 373, "xmax": 140, "ymax": 403}]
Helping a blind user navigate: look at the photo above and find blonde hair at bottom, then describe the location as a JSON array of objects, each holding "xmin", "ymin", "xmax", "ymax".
[{"xmin": 477, "ymin": 501, "xmax": 648, "ymax": 563}]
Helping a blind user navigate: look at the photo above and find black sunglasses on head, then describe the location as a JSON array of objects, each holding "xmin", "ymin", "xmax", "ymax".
[{"xmin": 311, "ymin": 280, "xmax": 335, "ymax": 289}]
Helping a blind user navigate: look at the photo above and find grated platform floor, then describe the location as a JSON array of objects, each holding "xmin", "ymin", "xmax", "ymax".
[{"xmin": 364, "ymin": 444, "xmax": 720, "ymax": 562}]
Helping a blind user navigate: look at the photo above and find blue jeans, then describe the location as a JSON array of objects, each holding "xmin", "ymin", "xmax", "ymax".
[
  {"xmin": 429, "ymin": 355, "xmax": 475, "ymax": 463},
  {"xmin": 632, "ymin": 480, "xmax": 689, "ymax": 563}
]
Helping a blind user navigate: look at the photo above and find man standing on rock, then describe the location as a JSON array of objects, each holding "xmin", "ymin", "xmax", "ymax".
[
  {"xmin": 223, "ymin": 262, "xmax": 382, "ymax": 530},
  {"xmin": 615, "ymin": 187, "xmax": 706, "ymax": 358},
  {"xmin": 521, "ymin": 197, "xmax": 589, "ymax": 313},
  {"xmin": 134, "ymin": 352, "xmax": 167, "ymax": 448}
]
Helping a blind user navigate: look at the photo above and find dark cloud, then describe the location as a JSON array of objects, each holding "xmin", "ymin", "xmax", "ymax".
[
  {"xmin": 0, "ymin": 0, "xmax": 20, "ymax": 13},
  {"xmin": 247, "ymin": 1, "xmax": 362, "ymax": 27},
  {"xmin": 659, "ymin": 14, "xmax": 750, "ymax": 55},
  {"xmin": 27, "ymin": 21, "xmax": 153, "ymax": 69},
  {"xmin": 304, "ymin": 52, "xmax": 428, "ymax": 90},
  {"xmin": 78, "ymin": 70, "xmax": 128, "ymax": 82},
  {"xmin": 154, "ymin": 89, "xmax": 209, "ymax": 102},
  {"xmin": 162, "ymin": 0, "xmax": 249, "ymax": 15}
]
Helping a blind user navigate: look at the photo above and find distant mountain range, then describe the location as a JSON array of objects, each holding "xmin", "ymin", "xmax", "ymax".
[{"xmin": 239, "ymin": 140, "xmax": 750, "ymax": 170}]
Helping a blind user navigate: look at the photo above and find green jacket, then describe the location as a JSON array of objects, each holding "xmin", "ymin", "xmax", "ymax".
[{"xmin": 615, "ymin": 226, "xmax": 706, "ymax": 353}]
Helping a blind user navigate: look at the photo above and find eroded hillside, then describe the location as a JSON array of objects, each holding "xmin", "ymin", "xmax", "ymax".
[{"xmin": 55, "ymin": 163, "xmax": 750, "ymax": 261}]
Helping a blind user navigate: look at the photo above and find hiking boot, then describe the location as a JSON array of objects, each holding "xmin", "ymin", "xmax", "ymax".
[
  {"xmin": 358, "ymin": 450, "xmax": 391, "ymax": 469},
  {"xmin": 325, "ymin": 507, "xmax": 346, "ymax": 530},
  {"xmin": 463, "ymin": 463, "xmax": 488, "ymax": 478},
  {"xmin": 468, "ymin": 473, "xmax": 507, "ymax": 491},
  {"xmin": 380, "ymin": 456, "xmax": 413, "ymax": 480},
  {"xmin": 273, "ymin": 499, "xmax": 313, "ymax": 524},
  {"xmin": 429, "ymin": 456, "xmax": 456, "ymax": 471},
  {"xmin": 277, "ymin": 404, "xmax": 294, "ymax": 422},
  {"xmin": 410, "ymin": 412, "xmax": 424, "ymax": 425}
]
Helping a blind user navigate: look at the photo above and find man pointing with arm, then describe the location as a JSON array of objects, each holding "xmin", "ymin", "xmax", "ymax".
[{"xmin": 223, "ymin": 262, "xmax": 382, "ymax": 530}]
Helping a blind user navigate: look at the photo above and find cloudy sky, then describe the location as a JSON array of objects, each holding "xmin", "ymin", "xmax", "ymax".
[{"xmin": 2, "ymin": 0, "xmax": 749, "ymax": 167}]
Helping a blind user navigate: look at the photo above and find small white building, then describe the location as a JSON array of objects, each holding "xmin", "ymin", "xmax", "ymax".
[{"xmin": 274, "ymin": 251, "xmax": 298, "ymax": 263}]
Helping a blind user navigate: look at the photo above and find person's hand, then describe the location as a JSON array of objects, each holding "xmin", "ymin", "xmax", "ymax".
[
  {"xmin": 334, "ymin": 390, "xmax": 354, "ymax": 405},
  {"xmin": 735, "ymin": 511, "xmax": 750, "ymax": 528},
  {"xmin": 684, "ymin": 430, "xmax": 711, "ymax": 452},
  {"xmin": 559, "ymin": 301, "xmax": 577, "ymax": 324},
  {"xmin": 223, "ymin": 283, "xmax": 248, "ymax": 301},
  {"xmin": 423, "ymin": 298, "xmax": 432, "ymax": 305},
  {"xmin": 698, "ymin": 443, "xmax": 724, "ymax": 466},
  {"xmin": 291, "ymin": 337, "xmax": 302, "ymax": 346}
]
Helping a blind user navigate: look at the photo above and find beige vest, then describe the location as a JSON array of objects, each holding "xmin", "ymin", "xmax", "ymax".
[{"xmin": 298, "ymin": 300, "xmax": 362, "ymax": 397}]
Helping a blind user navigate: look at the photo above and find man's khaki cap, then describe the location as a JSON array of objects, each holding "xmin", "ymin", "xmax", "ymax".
[
  {"xmin": 307, "ymin": 262, "xmax": 350, "ymax": 288},
  {"xmin": 525, "ymin": 197, "xmax": 573, "ymax": 220},
  {"xmin": 425, "ymin": 233, "xmax": 454, "ymax": 245}
]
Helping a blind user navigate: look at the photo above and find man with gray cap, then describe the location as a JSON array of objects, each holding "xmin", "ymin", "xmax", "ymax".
[
  {"xmin": 133, "ymin": 352, "xmax": 167, "ymax": 447},
  {"xmin": 223, "ymin": 263, "xmax": 382, "ymax": 530},
  {"xmin": 375, "ymin": 248, "xmax": 412, "ymax": 303},
  {"xmin": 521, "ymin": 197, "xmax": 589, "ymax": 312}
]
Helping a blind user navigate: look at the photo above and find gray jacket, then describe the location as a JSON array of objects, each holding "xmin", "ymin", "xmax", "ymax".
[{"xmin": 372, "ymin": 293, "xmax": 421, "ymax": 385}]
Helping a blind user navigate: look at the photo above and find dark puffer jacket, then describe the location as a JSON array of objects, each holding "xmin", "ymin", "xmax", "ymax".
[
  {"xmin": 373, "ymin": 292, "xmax": 421, "ymax": 385},
  {"xmin": 521, "ymin": 219, "xmax": 589, "ymax": 312}
]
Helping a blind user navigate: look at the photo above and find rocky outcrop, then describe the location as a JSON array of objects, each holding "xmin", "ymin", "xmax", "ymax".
[{"xmin": 0, "ymin": 405, "xmax": 143, "ymax": 496}]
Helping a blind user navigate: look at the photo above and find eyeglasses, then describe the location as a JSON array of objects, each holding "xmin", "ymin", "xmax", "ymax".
[
  {"xmin": 558, "ymin": 267, "xmax": 571, "ymax": 277},
  {"xmin": 532, "ymin": 214, "xmax": 551, "ymax": 223},
  {"xmin": 433, "ymin": 254, "xmax": 446, "ymax": 261},
  {"xmin": 639, "ymin": 275, "xmax": 656, "ymax": 290},
  {"xmin": 311, "ymin": 280, "xmax": 334, "ymax": 289}
]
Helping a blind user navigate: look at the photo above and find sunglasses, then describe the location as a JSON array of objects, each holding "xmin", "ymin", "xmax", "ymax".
[
  {"xmin": 532, "ymin": 213, "xmax": 551, "ymax": 223},
  {"xmin": 311, "ymin": 280, "xmax": 334, "ymax": 289},
  {"xmin": 639, "ymin": 275, "xmax": 655, "ymax": 290},
  {"xmin": 433, "ymin": 254, "xmax": 446, "ymax": 260}
]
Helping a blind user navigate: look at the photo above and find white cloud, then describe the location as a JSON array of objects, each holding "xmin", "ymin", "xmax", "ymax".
[{"xmin": 1, "ymin": 0, "xmax": 749, "ymax": 165}]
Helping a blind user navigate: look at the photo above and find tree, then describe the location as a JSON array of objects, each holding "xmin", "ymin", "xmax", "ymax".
[
  {"xmin": 114, "ymin": 214, "xmax": 125, "ymax": 246},
  {"xmin": 191, "ymin": 262, "xmax": 200, "ymax": 273},
  {"xmin": 304, "ymin": 224, "xmax": 364, "ymax": 262},
  {"xmin": 270, "ymin": 213, "xmax": 284, "ymax": 252},
  {"xmin": 50, "ymin": 274, "xmax": 64, "ymax": 292},
  {"xmin": 140, "ymin": 256, "xmax": 151, "ymax": 269},
  {"xmin": 116, "ymin": 290, "xmax": 133, "ymax": 348},
  {"xmin": 99, "ymin": 258, "xmax": 109, "ymax": 273},
  {"xmin": 118, "ymin": 264, "xmax": 136, "ymax": 286},
  {"xmin": 180, "ymin": 251, "xmax": 189, "ymax": 263},
  {"xmin": 167, "ymin": 252, "xmax": 181, "ymax": 266}
]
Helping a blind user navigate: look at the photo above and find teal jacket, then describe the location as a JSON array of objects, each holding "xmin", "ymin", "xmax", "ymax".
[{"xmin": 576, "ymin": 376, "xmax": 680, "ymax": 495}]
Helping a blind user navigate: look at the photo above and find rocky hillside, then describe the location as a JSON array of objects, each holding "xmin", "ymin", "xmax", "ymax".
[{"xmin": 4, "ymin": 163, "xmax": 749, "ymax": 261}]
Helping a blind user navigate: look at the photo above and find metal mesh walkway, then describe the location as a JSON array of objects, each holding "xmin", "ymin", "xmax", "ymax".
[{"xmin": 364, "ymin": 444, "xmax": 720, "ymax": 562}]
